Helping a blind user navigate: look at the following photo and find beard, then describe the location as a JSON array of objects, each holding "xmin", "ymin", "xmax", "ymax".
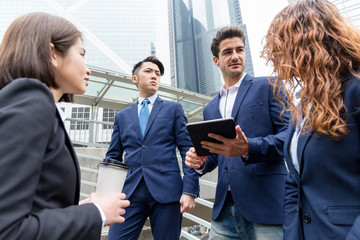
[{"xmin": 226, "ymin": 67, "xmax": 244, "ymax": 78}]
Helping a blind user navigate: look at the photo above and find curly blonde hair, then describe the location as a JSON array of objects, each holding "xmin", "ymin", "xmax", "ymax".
[{"xmin": 261, "ymin": 0, "xmax": 360, "ymax": 139}]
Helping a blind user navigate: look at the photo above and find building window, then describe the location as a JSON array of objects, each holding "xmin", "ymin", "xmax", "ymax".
[
  {"xmin": 70, "ymin": 107, "xmax": 90, "ymax": 130},
  {"xmin": 103, "ymin": 108, "xmax": 116, "ymax": 129}
]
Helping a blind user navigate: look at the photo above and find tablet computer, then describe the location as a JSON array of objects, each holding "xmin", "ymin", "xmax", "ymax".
[{"xmin": 186, "ymin": 117, "xmax": 236, "ymax": 156}]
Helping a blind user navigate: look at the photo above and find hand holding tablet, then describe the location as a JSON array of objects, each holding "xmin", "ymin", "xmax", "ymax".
[{"xmin": 186, "ymin": 118, "xmax": 236, "ymax": 156}]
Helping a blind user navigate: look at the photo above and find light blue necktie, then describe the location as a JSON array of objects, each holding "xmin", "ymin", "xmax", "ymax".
[{"xmin": 139, "ymin": 99, "xmax": 150, "ymax": 137}]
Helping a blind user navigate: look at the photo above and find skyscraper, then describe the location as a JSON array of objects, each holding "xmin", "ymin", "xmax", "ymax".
[
  {"xmin": 0, "ymin": 0, "xmax": 167, "ymax": 134},
  {"xmin": 287, "ymin": 0, "xmax": 360, "ymax": 29},
  {"xmin": 330, "ymin": 0, "xmax": 360, "ymax": 29},
  {"xmin": 168, "ymin": 0, "xmax": 254, "ymax": 96},
  {"xmin": 0, "ymin": 0, "xmax": 158, "ymax": 75}
]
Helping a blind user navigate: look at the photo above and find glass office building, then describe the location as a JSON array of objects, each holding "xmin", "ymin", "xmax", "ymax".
[
  {"xmin": 288, "ymin": 0, "xmax": 360, "ymax": 29},
  {"xmin": 0, "ymin": 0, "xmax": 161, "ymax": 120},
  {"xmin": 0, "ymin": 0, "xmax": 157, "ymax": 75},
  {"xmin": 168, "ymin": 0, "xmax": 254, "ymax": 97},
  {"xmin": 331, "ymin": 0, "xmax": 360, "ymax": 29}
]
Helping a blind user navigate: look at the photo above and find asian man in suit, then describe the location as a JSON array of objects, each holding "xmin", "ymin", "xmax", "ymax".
[
  {"xmin": 185, "ymin": 26, "xmax": 290, "ymax": 240},
  {"xmin": 105, "ymin": 56, "xmax": 199, "ymax": 240}
]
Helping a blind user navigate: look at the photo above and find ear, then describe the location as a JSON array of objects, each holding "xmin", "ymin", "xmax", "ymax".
[
  {"xmin": 213, "ymin": 56, "xmax": 219, "ymax": 67},
  {"xmin": 131, "ymin": 75, "xmax": 138, "ymax": 85},
  {"xmin": 50, "ymin": 43, "xmax": 58, "ymax": 68}
]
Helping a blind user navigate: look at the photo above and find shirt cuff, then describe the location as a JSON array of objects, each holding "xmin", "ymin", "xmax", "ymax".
[
  {"xmin": 93, "ymin": 203, "xmax": 106, "ymax": 228},
  {"xmin": 194, "ymin": 162, "xmax": 206, "ymax": 174},
  {"xmin": 182, "ymin": 192, "xmax": 197, "ymax": 198}
]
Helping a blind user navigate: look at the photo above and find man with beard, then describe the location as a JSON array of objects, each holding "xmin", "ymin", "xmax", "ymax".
[{"xmin": 185, "ymin": 26, "xmax": 289, "ymax": 240}]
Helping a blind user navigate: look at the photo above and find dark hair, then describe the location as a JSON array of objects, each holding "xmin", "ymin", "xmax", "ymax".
[
  {"xmin": 0, "ymin": 12, "xmax": 82, "ymax": 101},
  {"xmin": 132, "ymin": 56, "xmax": 164, "ymax": 76},
  {"xmin": 211, "ymin": 26, "xmax": 246, "ymax": 58},
  {"xmin": 262, "ymin": 0, "xmax": 360, "ymax": 139}
]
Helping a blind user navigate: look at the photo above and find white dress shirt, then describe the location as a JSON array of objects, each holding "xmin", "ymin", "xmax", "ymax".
[
  {"xmin": 289, "ymin": 114, "xmax": 307, "ymax": 174},
  {"xmin": 289, "ymin": 100, "xmax": 308, "ymax": 174},
  {"xmin": 219, "ymin": 73, "xmax": 246, "ymax": 118},
  {"xmin": 289, "ymin": 125, "xmax": 301, "ymax": 173},
  {"xmin": 195, "ymin": 74, "xmax": 247, "ymax": 182},
  {"xmin": 137, "ymin": 94, "xmax": 157, "ymax": 115}
]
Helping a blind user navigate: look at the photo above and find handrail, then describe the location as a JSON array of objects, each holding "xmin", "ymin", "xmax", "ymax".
[
  {"xmin": 65, "ymin": 117, "xmax": 114, "ymax": 125},
  {"xmin": 195, "ymin": 198, "xmax": 214, "ymax": 209}
]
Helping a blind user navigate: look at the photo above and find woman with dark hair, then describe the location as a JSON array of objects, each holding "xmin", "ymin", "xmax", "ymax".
[
  {"xmin": 0, "ymin": 12, "xmax": 129, "ymax": 239},
  {"xmin": 261, "ymin": 0, "xmax": 360, "ymax": 239}
]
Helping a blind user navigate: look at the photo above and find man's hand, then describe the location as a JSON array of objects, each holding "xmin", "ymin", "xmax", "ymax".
[
  {"xmin": 201, "ymin": 125, "xmax": 248, "ymax": 157},
  {"xmin": 180, "ymin": 193, "xmax": 196, "ymax": 213},
  {"xmin": 185, "ymin": 147, "xmax": 207, "ymax": 169}
]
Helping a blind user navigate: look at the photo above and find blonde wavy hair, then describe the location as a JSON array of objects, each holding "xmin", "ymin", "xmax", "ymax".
[{"xmin": 261, "ymin": 0, "xmax": 360, "ymax": 139}]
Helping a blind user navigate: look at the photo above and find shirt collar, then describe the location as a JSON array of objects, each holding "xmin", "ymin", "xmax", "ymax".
[
  {"xmin": 138, "ymin": 94, "xmax": 157, "ymax": 105},
  {"xmin": 219, "ymin": 73, "xmax": 246, "ymax": 98}
]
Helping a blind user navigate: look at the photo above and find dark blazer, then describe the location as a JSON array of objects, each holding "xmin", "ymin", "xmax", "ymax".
[
  {"xmin": 283, "ymin": 75, "xmax": 360, "ymax": 240},
  {"xmin": 0, "ymin": 78, "xmax": 102, "ymax": 240},
  {"xmin": 106, "ymin": 96, "xmax": 199, "ymax": 203},
  {"xmin": 201, "ymin": 74, "xmax": 290, "ymax": 224}
]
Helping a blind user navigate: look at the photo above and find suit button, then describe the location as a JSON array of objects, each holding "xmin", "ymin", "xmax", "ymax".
[
  {"xmin": 142, "ymin": 163, "xmax": 146, "ymax": 168},
  {"xmin": 303, "ymin": 213, "xmax": 311, "ymax": 223},
  {"xmin": 142, "ymin": 144, "xmax": 146, "ymax": 149},
  {"xmin": 225, "ymin": 167, "xmax": 228, "ymax": 172}
]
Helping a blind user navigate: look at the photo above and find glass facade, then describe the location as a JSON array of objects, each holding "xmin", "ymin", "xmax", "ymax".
[
  {"xmin": 331, "ymin": 0, "xmax": 360, "ymax": 29},
  {"xmin": 0, "ymin": 0, "xmax": 157, "ymax": 77},
  {"xmin": 288, "ymin": 0, "xmax": 360, "ymax": 30},
  {"xmin": 0, "ymin": 0, "xmax": 215, "ymax": 126},
  {"xmin": 168, "ymin": 0, "xmax": 254, "ymax": 97}
]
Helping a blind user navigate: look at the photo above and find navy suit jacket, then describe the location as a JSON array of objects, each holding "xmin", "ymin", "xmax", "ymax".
[
  {"xmin": 0, "ymin": 78, "xmax": 102, "ymax": 239},
  {"xmin": 201, "ymin": 74, "xmax": 290, "ymax": 224},
  {"xmin": 106, "ymin": 96, "xmax": 199, "ymax": 203},
  {"xmin": 283, "ymin": 75, "xmax": 360, "ymax": 240}
]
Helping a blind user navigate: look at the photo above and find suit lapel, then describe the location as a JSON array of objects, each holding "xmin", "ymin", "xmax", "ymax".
[
  {"xmin": 209, "ymin": 94, "xmax": 222, "ymax": 119},
  {"xmin": 130, "ymin": 103, "xmax": 143, "ymax": 140},
  {"xmin": 297, "ymin": 131, "xmax": 312, "ymax": 177},
  {"xmin": 144, "ymin": 96, "xmax": 163, "ymax": 138},
  {"xmin": 284, "ymin": 120, "xmax": 300, "ymax": 177},
  {"xmin": 55, "ymin": 109, "xmax": 80, "ymax": 203},
  {"xmin": 284, "ymin": 120, "xmax": 294, "ymax": 161},
  {"xmin": 231, "ymin": 75, "xmax": 252, "ymax": 118}
]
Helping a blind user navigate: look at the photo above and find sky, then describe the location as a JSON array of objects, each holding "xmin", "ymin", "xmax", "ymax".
[
  {"xmin": 155, "ymin": 0, "xmax": 289, "ymax": 85},
  {"xmin": 239, "ymin": 0, "xmax": 289, "ymax": 76}
]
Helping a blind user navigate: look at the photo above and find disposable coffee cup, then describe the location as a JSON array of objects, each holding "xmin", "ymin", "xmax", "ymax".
[{"xmin": 96, "ymin": 158, "xmax": 129, "ymax": 197}]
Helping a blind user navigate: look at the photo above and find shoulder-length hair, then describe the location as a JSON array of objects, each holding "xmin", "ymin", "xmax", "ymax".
[
  {"xmin": 0, "ymin": 12, "xmax": 82, "ymax": 101},
  {"xmin": 261, "ymin": 0, "xmax": 360, "ymax": 139}
]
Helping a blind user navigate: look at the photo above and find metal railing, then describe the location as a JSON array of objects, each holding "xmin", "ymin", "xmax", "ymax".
[
  {"xmin": 65, "ymin": 118, "xmax": 113, "ymax": 147},
  {"xmin": 67, "ymin": 119, "xmax": 216, "ymax": 239}
]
